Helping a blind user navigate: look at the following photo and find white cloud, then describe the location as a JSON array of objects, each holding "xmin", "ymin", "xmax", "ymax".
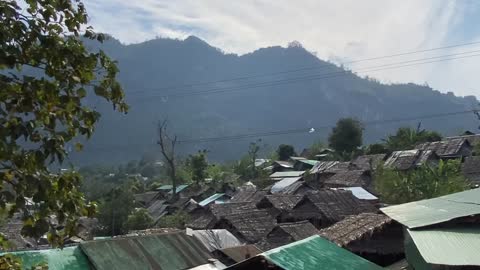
[{"xmin": 83, "ymin": 0, "xmax": 480, "ymax": 97}]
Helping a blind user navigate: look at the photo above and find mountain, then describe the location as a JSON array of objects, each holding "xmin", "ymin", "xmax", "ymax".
[{"xmin": 71, "ymin": 36, "xmax": 479, "ymax": 165}]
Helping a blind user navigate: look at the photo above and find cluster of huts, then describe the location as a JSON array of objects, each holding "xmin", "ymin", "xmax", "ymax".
[{"xmin": 1, "ymin": 134, "xmax": 480, "ymax": 269}]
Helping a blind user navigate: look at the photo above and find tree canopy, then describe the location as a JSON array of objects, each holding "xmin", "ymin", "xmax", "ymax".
[
  {"xmin": 186, "ymin": 150, "xmax": 209, "ymax": 185},
  {"xmin": 276, "ymin": 144, "xmax": 296, "ymax": 161},
  {"xmin": 383, "ymin": 126, "xmax": 442, "ymax": 151},
  {"xmin": 0, "ymin": 0, "xmax": 127, "ymax": 248},
  {"xmin": 328, "ymin": 118, "xmax": 363, "ymax": 155},
  {"xmin": 375, "ymin": 160, "xmax": 469, "ymax": 204}
]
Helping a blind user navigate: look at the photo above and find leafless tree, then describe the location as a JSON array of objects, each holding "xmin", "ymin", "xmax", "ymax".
[{"xmin": 157, "ymin": 120, "xmax": 178, "ymax": 199}]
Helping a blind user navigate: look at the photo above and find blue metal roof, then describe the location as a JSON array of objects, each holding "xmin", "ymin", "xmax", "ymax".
[
  {"xmin": 168, "ymin": 184, "xmax": 189, "ymax": 194},
  {"xmin": 337, "ymin": 187, "xmax": 378, "ymax": 200}
]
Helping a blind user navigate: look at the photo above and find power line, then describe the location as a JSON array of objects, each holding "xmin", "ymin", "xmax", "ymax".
[
  {"xmin": 130, "ymin": 50, "xmax": 480, "ymax": 99},
  {"xmin": 128, "ymin": 40, "xmax": 480, "ymax": 93},
  {"xmin": 178, "ymin": 110, "xmax": 477, "ymax": 143}
]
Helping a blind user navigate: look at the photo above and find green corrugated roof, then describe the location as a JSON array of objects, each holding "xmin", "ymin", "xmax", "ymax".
[
  {"xmin": 168, "ymin": 184, "xmax": 189, "ymax": 194},
  {"xmin": 381, "ymin": 188, "xmax": 480, "ymax": 228},
  {"xmin": 407, "ymin": 227, "xmax": 480, "ymax": 266},
  {"xmin": 297, "ymin": 159, "xmax": 320, "ymax": 166},
  {"xmin": 0, "ymin": 246, "xmax": 90, "ymax": 270},
  {"xmin": 157, "ymin": 185, "xmax": 173, "ymax": 190},
  {"xmin": 262, "ymin": 236, "xmax": 383, "ymax": 270},
  {"xmin": 80, "ymin": 232, "xmax": 212, "ymax": 270},
  {"xmin": 198, "ymin": 193, "xmax": 226, "ymax": 207}
]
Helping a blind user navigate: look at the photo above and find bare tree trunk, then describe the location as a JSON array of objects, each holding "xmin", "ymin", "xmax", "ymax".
[{"xmin": 158, "ymin": 120, "xmax": 178, "ymax": 199}]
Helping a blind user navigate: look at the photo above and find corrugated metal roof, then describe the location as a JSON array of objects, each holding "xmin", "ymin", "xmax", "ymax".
[
  {"xmin": 168, "ymin": 184, "xmax": 189, "ymax": 194},
  {"xmin": 157, "ymin": 184, "xmax": 173, "ymax": 190},
  {"xmin": 0, "ymin": 246, "xmax": 90, "ymax": 270},
  {"xmin": 270, "ymin": 177, "xmax": 302, "ymax": 193},
  {"xmin": 336, "ymin": 187, "xmax": 378, "ymax": 200},
  {"xmin": 407, "ymin": 227, "xmax": 480, "ymax": 266},
  {"xmin": 381, "ymin": 188, "xmax": 480, "ymax": 228},
  {"xmin": 190, "ymin": 229, "xmax": 243, "ymax": 252},
  {"xmin": 80, "ymin": 232, "xmax": 212, "ymax": 270},
  {"xmin": 199, "ymin": 193, "xmax": 227, "ymax": 207},
  {"xmin": 269, "ymin": 171, "xmax": 305, "ymax": 178},
  {"xmin": 262, "ymin": 236, "xmax": 383, "ymax": 270},
  {"xmin": 296, "ymin": 159, "xmax": 319, "ymax": 166}
]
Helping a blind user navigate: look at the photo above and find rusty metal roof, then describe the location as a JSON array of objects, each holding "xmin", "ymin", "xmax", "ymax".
[{"xmin": 80, "ymin": 232, "xmax": 212, "ymax": 270}]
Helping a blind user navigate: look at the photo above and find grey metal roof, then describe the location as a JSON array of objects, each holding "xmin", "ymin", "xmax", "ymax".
[
  {"xmin": 269, "ymin": 171, "xmax": 305, "ymax": 179},
  {"xmin": 384, "ymin": 149, "xmax": 435, "ymax": 170},
  {"xmin": 407, "ymin": 227, "xmax": 480, "ymax": 266},
  {"xmin": 270, "ymin": 177, "xmax": 302, "ymax": 193},
  {"xmin": 336, "ymin": 187, "xmax": 378, "ymax": 200},
  {"xmin": 381, "ymin": 188, "xmax": 480, "ymax": 228},
  {"xmin": 190, "ymin": 229, "xmax": 243, "ymax": 252}
]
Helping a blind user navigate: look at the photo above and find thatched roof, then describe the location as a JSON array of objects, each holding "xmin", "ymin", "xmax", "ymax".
[
  {"xmin": 462, "ymin": 156, "xmax": 480, "ymax": 185},
  {"xmin": 416, "ymin": 138, "xmax": 471, "ymax": 158},
  {"xmin": 147, "ymin": 200, "xmax": 168, "ymax": 224},
  {"xmin": 319, "ymin": 213, "xmax": 403, "ymax": 256},
  {"xmin": 446, "ymin": 134, "xmax": 480, "ymax": 147},
  {"xmin": 219, "ymin": 210, "xmax": 277, "ymax": 243},
  {"xmin": 323, "ymin": 170, "xmax": 370, "ymax": 188},
  {"xmin": 259, "ymin": 195, "xmax": 303, "ymax": 212},
  {"xmin": 210, "ymin": 202, "xmax": 258, "ymax": 218},
  {"xmin": 352, "ymin": 154, "xmax": 386, "ymax": 171},
  {"xmin": 133, "ymin": 191, "xmax": 162, "ymax": 207},
  {"xmin": 186, "ymin": 213, "xmax": 216, "ymax": 230},
  {"xmin": 319, "ymin": 213, "xmax": 392, "ymax": 247},
  {"xmin": 303, "ymin": 189, "xmax": 377, "ymax": 223},
  {"xmin": 230, "ymin": 186, "xmax": 266, "ymax": 203},
  {"xmin": 277, "ymin": 221, "xmax": 319, "ymax": 241},
  {"xmin": 0, "ymin": 213, "xmax": 36, "ymax": 251},
  {"xmin": 384, "ymin": 149, "xmax": 436, "ymax": 170}
]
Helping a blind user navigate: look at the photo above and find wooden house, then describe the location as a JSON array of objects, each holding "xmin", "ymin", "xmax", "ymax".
[
  {"xmin": 384, "ymin": 149, "xmax": 438, "ymax": 171},
  {"xmin": 256, "ymin": 195, "xmax": 303, "ymax": 222},
  {"xmin": 462, "ymin": 156, "xmax": 480, "ymax": 187},
  {"xmin": 256, "ymin": 221, "xmax": 319, "ymax": 251},
  {"xmin": 291, "ymin": 189, "xmax": 378, "ymax": 229},
  {"xmin": 323, "ymin": 169, "xmax": 372, "ymax": 190},
  {"xmin": 214, "ymin": 210, "xmax": 277, "ymax": 243},
  {"xmin": 416, "ymin": 138, "xmax": 472, "ymax": 159},
  {"xmin": 320, "ymin": 213, "xmax": 404, "ymax": 266}
]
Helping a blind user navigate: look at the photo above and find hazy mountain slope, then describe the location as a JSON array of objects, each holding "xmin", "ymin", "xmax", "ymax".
[{"xmin": 71, "ymin": 36, "xmax": 479, "ymax": 165}]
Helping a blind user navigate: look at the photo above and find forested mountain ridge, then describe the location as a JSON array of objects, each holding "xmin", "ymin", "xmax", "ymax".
[{"xmin": 72, "ymin": 36, "xmax": 479, "ymax": 165}]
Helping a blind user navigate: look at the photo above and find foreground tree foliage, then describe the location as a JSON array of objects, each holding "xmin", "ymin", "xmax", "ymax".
[
  {"xmin": 0, "ymin": 0, "xmax": 127, "ymax": 250},
  {"xmin": 126, "ymin": 208, "xmax": 154, "ymax": 231},
  {"xmin": 375, "ymin": 160, "xmax": 469, "ymax": 204},
  {"xmin": 276, "ymin": 144, "xmax": 296, "ymax": 161},
  {"xmin": 186, "ymin": 150, "xmax": 209, "ymax": 186}
]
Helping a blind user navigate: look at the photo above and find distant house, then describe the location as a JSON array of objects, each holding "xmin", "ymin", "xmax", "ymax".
[
  {"xmin": 198, "ymin": 193, "xmax": 230, "ymax": 207},
  {"xmin": 271, "ymin": 160, "xmax": 294, "ymax": 172},
  {"xmin": 256, "ymin": 195, "xmax": 304, "ymax": 221},
  {"xmin": 462, "ymin": 156, "xmax": 480, "ymax": 187},
  {"xmin": 384, "ymin": 149, "xmax": 438, "ymax": 170},
  {"xmin": 289, "ymin": 157, "xmax": 319, "ymax": 171},
  {"xmin": 320, "ymin": 213, "xmax": 404, "ymax": 266},
  {"xmin": 229, "ymin": 186, "xmax": 267, "ymax": 204},
  {"xmin": 186, "ymin": 201, "xmax": 259, "ymax": 230},
  {"xmin": 334, "ymin": 187, "xmax": 379, "ymax": 204},
  {"xmin": 446, "ymin": 133, "xmax": 480, "ymax": 150},
  {"xmin": 269, "ymin": 171, "xmax": 305, "ymax": 180},
  {"xmin": 308, "ymin": 161, "xmax": 353, "ymax": 188},
  {"xmin": 269, "ymin": 176, "xmax": 304, "ymax": 194},
  {"xmin": 273, "ymin": 181, "xmax": 313, "ymax": 196},
  {"xmin": 226, "ymin": 235, "xmax": 384, "ymax": 270},
  {"xmin": 147, "ymin": 199, "xmax": 168, "ymax": 224},
  {"xmin": 256, "ymin": 221, "xmax": 319, "ymax": 251},
  {"xmin": 351, "ymin": 154, "xmax": 386, "ymax": 171},
  {"xmin": 133, "ymin": 191, "xmax": 163, "ymax": 207},
  {"xmin": 214, "ymin": 245, "xmax": 262, "ymax": 266},
  {"xmin": 291, "ymin": 189, "xmax": 378, "ymax": 228},
  {"xmin": 323, "ymin": 169, "xmax": 372, "ymax": 190},
  {"xmin": 416, "ymin": 138, "xmax": 472, "ymax": 159},
  {"xmin": 381, "ymin": 188, "xmax": 480, "ymax": 269},
  {"xmin": 215, "ymin": 210, "xmax": 277, "ymax": 243}
]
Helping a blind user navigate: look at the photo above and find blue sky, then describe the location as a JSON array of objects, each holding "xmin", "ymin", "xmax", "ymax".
[{"xmin": 83, "ymin": 0, "xmax": 480, "ymax": 98}]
